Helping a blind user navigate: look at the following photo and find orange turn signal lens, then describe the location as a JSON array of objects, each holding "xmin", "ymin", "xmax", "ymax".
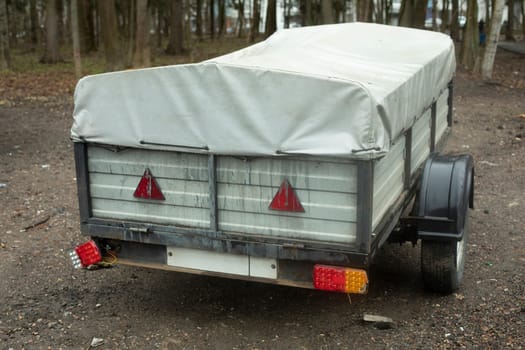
[{"xmin": 313, "ymin": 265, "xmax": 368, "ymax": 294}]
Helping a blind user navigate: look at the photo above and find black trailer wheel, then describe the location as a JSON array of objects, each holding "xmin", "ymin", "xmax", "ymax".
[
  {"xmin": 421, "ymin": 214, "xmax": 469, "ymax": 293},
  {"xmin": 416, "ymin": 154, "xmax": 473, "ymax": 293}
]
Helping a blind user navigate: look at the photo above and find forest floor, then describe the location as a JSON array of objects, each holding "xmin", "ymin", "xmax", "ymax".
[{"xmin": 0, "ymin": 42, "xmax": 524, "ymax": 349}]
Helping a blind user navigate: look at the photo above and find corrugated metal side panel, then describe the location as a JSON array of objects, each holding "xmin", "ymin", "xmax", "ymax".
[
  {"xmin": 436, "ymin": 89, "xmax": 449, "ymax": 142},
  {"xmin": 372, "ymin": 136, "xmax": 405, "ymax": 231},
  {"xmin": 411, "ymin": 109, "xmax": 432, "ymax": 175},
  {"xmin": 217, "ymin": 157, "xmax": 358, "ymax": 244},
  {"xmin": 87, "ymin": 146, "xmax": 210, "ymax": 228}
]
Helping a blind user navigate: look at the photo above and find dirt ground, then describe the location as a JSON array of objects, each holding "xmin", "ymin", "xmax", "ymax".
[{"xmin": 1, "ymin": 49, "xmax": 524, "ymax": 350}]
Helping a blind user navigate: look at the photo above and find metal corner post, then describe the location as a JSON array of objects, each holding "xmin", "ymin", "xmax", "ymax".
[
  {"xmin": 356, "ymin": 161, "xmax": 374, "ymax": 255},
  {"xmin": 430, "ymin": 101, "xmax": 437, "ymax": 153},
  {"xmin": 74, "ymin": 142, "xmax": 92, "ymax": 223},
  {"xmin": 404, "ymin": 128, "xmax": 412, "ymax": 190},
  {"xmin": 208, "ymin": 154, "xmax": 218, "ymax": 233},
  {"xmin": 447, "ymin": 80, "xmax": 454, "ymax": 127}
]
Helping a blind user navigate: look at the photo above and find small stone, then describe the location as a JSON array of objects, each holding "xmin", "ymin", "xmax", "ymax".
[
  {"xmin": 363, "ymin": 314, "xmax": 394, "ymax": 329},
  {"xmin": 90, "ymin": 337, "xmax": 104, "ymax": 347}
]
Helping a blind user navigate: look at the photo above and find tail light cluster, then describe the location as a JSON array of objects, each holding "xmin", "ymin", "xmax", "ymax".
[
  {"xmin": 69, "ymin": 240, "xmax": 102, "ymax": 269},
  {"xmin": 313, "ymin": 265, "xmax": 369, "ymax": 294}
]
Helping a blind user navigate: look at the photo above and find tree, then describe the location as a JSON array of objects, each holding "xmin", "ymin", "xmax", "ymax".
[
  {"xmin": 375, "ymin": 0, "xmax": 394, "ymax": 24},
  {"xmin": 356, "ymin": 0, "xmax": 373, "ymax": 22},
  {"xmin": 398, "ymin": 0, "xmax": 426, "ymax": 28},
  {"xmin": 209, "ymin": 0, "xmax": 215, "ymax": 39},
  {"xmin": 166, "ymin": 0, "xmax": 184, "ymax": 55},
  {"xmin": 132, "ymin": 0, "xmax": 150, "ymax": 67},
  {"xmin": 450, "ymin": 0, "xmax": 459, "ymax": 41},
  {"xmin": 441, "ymin": 0, "xmax": 449, "ymax": 33},
  {"xmin": 249, "ymin": 0, "xmax": 260, "ymax": 42},
  {"xmin": 41, "ymin": 0, "xmax": 63, "ymax": 63},
  {"xmin": 302, "ymin": 0, "xmax": 313, "ymax": 26},
  {"xmin": 233, "ymin": 0, "xmax": 245, "ymax": 38},
  {"xmin": 521, "ymin": 0, "xmax": 525, "ymax": 37},
  {"xmin": 29, "ymin": 0, "xmax": 38, "ymax": 45},
  {"xmin": 218, "ymin": 0, "xmax": 225, "ymax": 37},
  {"xmin": 481, "ymin": 0, "xmax": 505, "ymax": 79},
  {"xmin": 78, "ymin": 0, "xmax": 96, "ymax": 53},
  {"xmin": 196, "ymin": 0, "xmax": 203, "ymax": 40},
  {"xmin": 506, "ymin": 0, "xmax": 515, "ymax": 40},
  {"xmin": 284, "ymin": 0, "xmax": 291, "ymax": 28},
  {"xmin": 98, "ymin": 0, "xmax": 122, "ymax": 71},
  {"xmin": 56, "ymin": 0, "xmax": 66, "ymax": 44},
  {"xmin": 321, "ymin": 0, "xmax": 333, "ymax": 24},
  {"xmin": 0, "ymin": 0, "xmax": 9, "ymax": 69},
  {"xmin": 71, "ymin": 0, "xmax": 82, "ymax": 78},
  {"xmin": 460, "ymin": 0, "xmax": 478, "ymax": 69},
  {"xmin": 431, "ymin": 0, "xmax": 438, "ymax": 30},
  {"xmin": 265, "ymin": 0, "xmax": 276, "ymax": 37}
]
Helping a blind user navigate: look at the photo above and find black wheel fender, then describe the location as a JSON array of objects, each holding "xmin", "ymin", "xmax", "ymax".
[{"xmin": 416, "ymin": 154, "xmax": 474, "ymax": 240}]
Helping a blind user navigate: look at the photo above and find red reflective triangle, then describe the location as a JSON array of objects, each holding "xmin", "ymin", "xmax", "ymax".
[
  {"xmin": 133, "ymin": 168, "xmax": 165, "ymax": 200},
  {"xmin": 269, "ymin": 179, "xmax": 305, "ymax": 212}
]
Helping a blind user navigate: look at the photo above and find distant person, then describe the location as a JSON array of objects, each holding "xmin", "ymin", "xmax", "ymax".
[{"xmin": 479, "ymin": 20, "xmax": 486, "ymax": 46}]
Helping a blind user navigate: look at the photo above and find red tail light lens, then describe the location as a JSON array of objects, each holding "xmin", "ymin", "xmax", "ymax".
[
  {"xmin": 313, "ymin": 265, "xmax": 368, "ymax": 294},
  {"xmin": 69, "ymin": 240, "xmax": 102, "ymax": 268}
]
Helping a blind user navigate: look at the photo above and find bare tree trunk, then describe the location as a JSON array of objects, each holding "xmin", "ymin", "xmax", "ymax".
[
  {"xmin": 156, "ymin": 6, "xmax": 162, "ymax": 48},
  {"xmin": 235, "ymin": 0, "xmax": 245, "ymax": 38},
  {"xmin": 284, "ymin": 0, "xmax": 290, "ymax": 28},
  {"xmin": 349, "ymin": 0, "xmax": 357, "ymax": 21},
  {"xmin": 57, "ymin": 0, "xmax": 66, "ymax": 44},
  {"xmin": 368, "ymin": 0, "xmax": 375, "ymax": 22},
  {"xmin": 334, "ymin": 0, "xmax": 344, "ymax": 22},
  {"xmin": 41, "ymin": 0, "xmax": 63, "ymax": 63},
  {"xmin": 30, "ymin": 0, "xmax": 38, "ymax": 45},
  {"xmin": 71, "ymin": 0, "xmax": 81, "ymax": 78},
  {"xmin": 356, "ymin": 0, "xmax": 370, "ymax": 22},
  {"xmin": 399, "ymin": 0, "xmax": 430, "ymax": 28},
  {"xmin": 98, "ymin": 0, "xmax": 122, "ymax": 71},
  {"xmin": 78, "ymin": 0, "xmax": 95, "ymax": 53},
  {"xmin": 374, "ymin": 0, "xmax": 384, "ymax": 24},
  {"xmin": 506, "ymin": 0, "xmax": 515, "ymax": 40},
  {"xmin": 166, "ymin": 0, "xmax": 184, "ymax": 55},
  {"xmin": 264, "ymin": 0, "xmax": 276, "ymax": 38},
  {"xmin": 209, "ymin": 0, "xmax": 215, "ymax": 39},
  {"xmin": 218, "ymin": 0, "xmax": 225, "ymax": 37},
  {"xmin": 441, "ymin": 0, "xmax": 449, "ymax": 33},
  {"xmin": 249, "ymin": 0, "xmax": 260, "ymax": 42},
  {"xmin": 132, "ymin": 0, "xmax": 150, "ymax": 68},
  {"xmin": 302, "ymin": 0, "xmax": 313, "ymax": 25},
  {"xmin": 7, "ymin": 2, "xmax": 16, "ymax": 47},
  {"xmin": 0, "ymin": 0, "xmax": 9, "ymax": 69},
  {"xmin": 86, "ymin": 0, "xmax": 96, "ymax": 51},
  {"xmin": 521, "ymin": 0, "xmax": 525, "ymax": 37},
  {"xmin": 125, "ymin": 0, "xmax": 136, "ymax": 68},
  {"xmin": 196, "ymin": 0, "xmax": 203, "ymax": 40},
  {"xmin": 321, "ymin": 0, "xmax": 333, "ymax": 24},
  {"xmin": 431, "ymin": 0, "xmax": 438, "ymax": 30},
  {"xmin": 461, "ymin": 0, "xmax": 479, "ymax": 70},
  {"xmin": 481, "ymin": 0, "xmax": 505, "ymax": 79},
  {"xmin": 398, "ymin": 0, "xmax": 411, "ymax": 26},
  {"xmin": 450, "ymin": 0, "xmax": 459, "ymax": 41}
]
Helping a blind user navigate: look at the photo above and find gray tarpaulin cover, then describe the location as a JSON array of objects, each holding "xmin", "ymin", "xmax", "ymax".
[{"xmin": 71, "ymin": 23, "xmax": 455, "ymax": 159}]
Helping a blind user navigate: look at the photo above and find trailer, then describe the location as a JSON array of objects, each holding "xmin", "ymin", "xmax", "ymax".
[{"xmin": 70, "ymin": 23, "xmax": 474, "ymax": 294}]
